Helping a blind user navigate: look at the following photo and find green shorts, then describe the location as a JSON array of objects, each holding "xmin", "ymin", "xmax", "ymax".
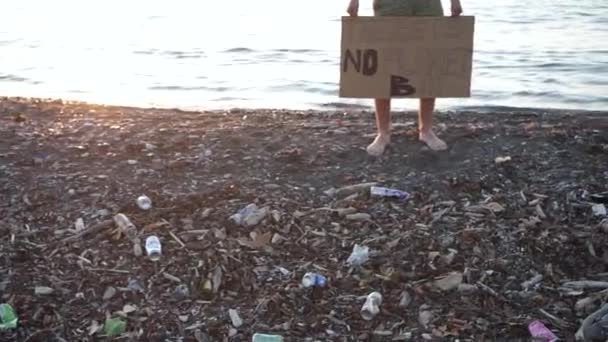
[{"xmin": 373, "ymin": 0, "xmax": 444, "ymax": 16}]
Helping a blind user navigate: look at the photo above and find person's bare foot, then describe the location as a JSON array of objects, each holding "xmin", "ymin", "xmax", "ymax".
[
  {"xmin": 366, "ymin": 134, "xmax": 391, "ymax": 156},
  {"xmin": 419, "ymin": 130, "xmax": 447, "ymax": 151}
]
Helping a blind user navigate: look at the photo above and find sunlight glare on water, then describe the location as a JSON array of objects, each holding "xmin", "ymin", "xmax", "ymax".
[{"xmin": 0, "ymin": 0, "xmax": 607, "ymax": 111}]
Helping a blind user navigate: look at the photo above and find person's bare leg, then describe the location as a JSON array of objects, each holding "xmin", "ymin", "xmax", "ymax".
[
  {"xmin": 367, "ymin": 98, "xmax": 392, "ymax": 156},
  {"xmin": 418, "ymin": 97, "xmax": 447, "ymax": 151}
]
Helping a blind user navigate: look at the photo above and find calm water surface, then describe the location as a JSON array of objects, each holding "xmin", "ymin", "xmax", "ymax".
[{"xmin": 1, "ymin": 0, "xmax": 607, "ymax": 111}]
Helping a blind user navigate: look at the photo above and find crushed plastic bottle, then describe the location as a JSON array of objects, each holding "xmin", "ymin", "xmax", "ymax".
[
  {"xmin": 113, "ymin": 213, "xmax": 142, "ymax": 256},
  {"xmin": 145, "ymin": 236, "xmax": 161, "ymax": 261},
  {"xmin": 301, "ymin": 272, "xmax": 327, "ymax": 288},
  {"xmin": 361, "ymin": 292, "xmax": 382, "ymax": 320},
  {"xmin": 347, "ymin": 244, "xmax": 369, "ymax": 266},
  {"xmin": 370, "ymin": 186, "xmax": 410, "ymax": 200},
  {"xmin": 136, "ymin": 195, "xmax": 152, "ymax": 210},
  {"xmin": 252, "ymin": 333, "xmax": 284, "ymax": 342},
  {"xmin": 0, "ymin": 303, "xmax": 18, "ymax": 330},
  {"xmin": 528, "ymin": 320, "xmax": 558, "ymax": 342}
]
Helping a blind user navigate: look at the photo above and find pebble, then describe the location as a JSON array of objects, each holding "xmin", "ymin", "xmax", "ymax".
[{"xmin": 127, "ymin": 159, "xmax": 137, "ymax": 165}]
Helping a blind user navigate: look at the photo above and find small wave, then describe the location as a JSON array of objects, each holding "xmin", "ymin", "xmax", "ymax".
[
  {"xmin": 0, "ymin": 73, "xmax": 40, "ymax": 84},
  {"xmin": 133, "ymin": 49, "xmax": 205, "ymax": 59},
  {"xmin": 149, "ymin": 85, "xmax": 230, "ymax": 91},
  {"xmin": 320, "ymin": 102, "xmax": 371, "ymax": 110},
  {"xmin": 162, "ymin": 50, "xmax": 205, "ymax": 59},
  {"xmin": 273, "ymin": 48, "xmax": 322, "ymax": 54},
  {"xmin": 223, "ymin": 47, "xmax": 255, "ymax": 53}
]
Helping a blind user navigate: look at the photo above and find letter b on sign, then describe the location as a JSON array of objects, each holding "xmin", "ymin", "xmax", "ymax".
[{"xmin": 390, "ymin": 75, "xmax": 416, "ymax": 96}]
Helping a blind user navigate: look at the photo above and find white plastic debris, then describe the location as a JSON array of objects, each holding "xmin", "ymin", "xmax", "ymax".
[
  {"xmin": 592, "ymin": 204, "xmax": 606, "ymax": 217},
  {"xmin": 230, "ymin": 203, "xmax": 269, "ymax": 227},
  {"xmin": 74, "ymin": 218, "xmax": 85, "ymax": 231},
  {"xmin": 361, "ymin": 292, "xmax": 382, "ymax": 320},
  {"xmin": 347, "ymin": 244, "xmax": 369, "ymax": 266},
  {"xmin": 495, "ymin": 156, "xmax": 512, "ymax": 164},
  {"xmin": 228, "ymin": 309, "xmax": 243, "ymax": 328},
  {"xmin": 136, "ymin": 195, "xmax": 152, "ymax": 210}
]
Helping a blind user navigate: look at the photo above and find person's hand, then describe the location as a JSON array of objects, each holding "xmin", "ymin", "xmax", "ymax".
[
  {"xmin": 347, "ymin": 0, "xmax": 359, "ymax": 17},
  {"xmin": 451, "ymin": 0, "xmax": 463, "ymax": 16}
]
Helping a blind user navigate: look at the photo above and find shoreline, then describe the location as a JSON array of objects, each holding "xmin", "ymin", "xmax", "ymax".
[
  {"xmin": 2, "ymin": 95, "xmax": 606, "ymax": 116},
  {"xmin": 1, "ymin": 95, "xmax": 607, "ymax": 341}
]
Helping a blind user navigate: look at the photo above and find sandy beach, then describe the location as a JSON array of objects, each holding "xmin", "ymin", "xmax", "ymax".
[{"xmin": 1, "ymin": 96, "xmax": 607, "ymax": 341}]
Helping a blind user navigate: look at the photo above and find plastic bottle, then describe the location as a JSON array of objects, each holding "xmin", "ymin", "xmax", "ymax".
[
  {"xmin": 252, "ymin": 333, "xmax": 284, "ymax": 342},
  {"xmin": 347, "ymin": 244, "xmax": 369, "ymax": 266},
  {"xmin": 145, "ymin": 235, "xmax": 161, "ymax": 261},
  {"xmin": 0, "ymin": 303, "xmax": 18, "ymax": 330},
  {"xmin": 136, "ymin": 195, "xmax": 152, "ymax": 210},
  {"xmin": 361, "ymin": 292, "xmax": 382, "ymax": 320},
  {"xmin": 113, "ymin": 213, "xmax": 142, "ymax": 256},
  {"xmin": 301, "ymin": 272, "xmax": 327, "ymax": 288},
  {"xmin": 370, "ymin": 186, "xmax": 410, "ymax": 200}
]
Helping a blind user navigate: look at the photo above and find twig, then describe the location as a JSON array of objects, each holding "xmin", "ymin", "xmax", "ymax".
[
  {"xmin": 163, "ymin": 272, "xmax": 182, "ymax": 283},
  {"xmin": 169, "ymin": 231, "xmax": 186, "ymax": 248},
  {"xmin": 60, "ymin": 220, "xmax": 113, "ymax": 243},
  {"xmin": 86, "ymin": 268, "xmax": 130, "ymax": 274},
  {"xmin": 24, "ymin": 324, "xmax": 64, "ymax": 342},
  {"xmin": 477, "ymin": 281, "xmax": 499, "ymax": 297},
  {"xmin": 538, "ymin": 308, "xmax": 570, "ymax": 328},
  {"xmin": 562, "ymin": 280, "xmax": 608, "ymax": 290}
]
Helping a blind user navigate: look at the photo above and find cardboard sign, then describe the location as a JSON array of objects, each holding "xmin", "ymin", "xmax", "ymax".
[{"xmin": 339, "ymin": 16, "xmax": 475, "ymax": 99}]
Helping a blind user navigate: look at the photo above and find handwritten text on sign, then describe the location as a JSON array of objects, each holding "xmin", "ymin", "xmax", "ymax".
[{"xmin": 339, "ymin": 16, "xmax": 475, "ymax": 99}]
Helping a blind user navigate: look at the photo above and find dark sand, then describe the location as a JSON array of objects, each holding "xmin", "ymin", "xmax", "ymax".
[{"xmin": 1, "ymin": 96, "xmax": 607, "ymax": 341}]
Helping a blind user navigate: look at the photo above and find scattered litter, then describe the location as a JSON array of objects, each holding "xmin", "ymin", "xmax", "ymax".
[
  {"xmin": 145, "ymin": 235, "xmax": 162, "ymax": 261},
  {"xmin": 252, "ymin": 333, "xmax": 284, "ymax": 342},
  {"xmin": 495, "ymin": 156, "xmax": 512, "ymax": 164},
  {"xmin": 75, "ymin": 217, "xmax": 85, "ymax": 231},
  {"xmin": 326, "ymin": 182, "xmax": 377, "ymax": 198},
  {"xmin": 35, "ymin": 286, "xmax": 54, "ymax": 295},
  {"xmin": 347, "ymin": 244, "xmax": 369, "ymax": 266},
  {"xmin": 301, "ymin": 272, "xmax": 327, "ymax": 288},
  {"xmin": 228, "ymin": 309, "xmax": 243, "ymax": 328},
  {"xmin": 113, "ymin": 213, "xmax": 142, "ymax": 256},
  {"xmin": 230, "ymin": 203, "xmax": 269, "ymax": 227},
  {"xmin": 104, "ymin": 317, "xmax": 126, "ymax": 337},
  {"xmin": 370, "ymin": 186, "xmax": 410, "ymax": 200},
  {"xmin": 136, "ymin": 195, "xmax": 152, "ymax": 210},
  {"xmin": 0, "ymin": 304, "xmax": 18, "ymax": 330},
  {"xmin": 592, "ymin": 204, "xmax": 606, "ymax": 217},
  {"xmin": 528, "ymin": 320, "xmax": 558, "ymax": 342},
  {"xmin": 361, "ymin": 292, "xmax": 382, "ymax": 320}
]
